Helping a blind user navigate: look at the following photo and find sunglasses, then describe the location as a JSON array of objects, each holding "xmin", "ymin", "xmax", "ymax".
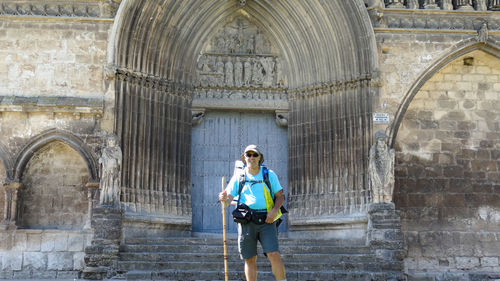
[{"xmin": 245, "ymin": 152, "xmax": 260, "ymax": 158}]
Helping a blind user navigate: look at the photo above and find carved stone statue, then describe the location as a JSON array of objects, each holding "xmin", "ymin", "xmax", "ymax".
[
  {"xmin": 407, "ymin": 0, "xmax": 419, "ymax": 9},
  {"xmin": 99, "ymin": 134, "xmax": 122, "ymax": 207},
  {"xmin": 477, "ymin": 22, "xmax": 489, "ymax": 43},
  {"xmin": 476, "ymin": 0, "xmax": 487, "ymax": 10},
  {"xmin": 234, "ymin": 58, "xmax": 243, "ymax": 87},
  {"xmin": 368, "ymin": 130, "xmax": 395, "ymax": 204},
  {"xmin": 441, "ymin": 0, "xmax": 453, "ymax": 10},
  {"xmin": 225, "ymin": 60, "xmax": 234, "ymax": 86},
  {"xmin": 244, "ymin": 58, "xmax": 252, "ymax": 86}
]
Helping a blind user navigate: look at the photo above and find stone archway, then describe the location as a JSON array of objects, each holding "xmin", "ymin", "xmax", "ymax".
[
  {"xmin": 110, "ymin": 0, "xmax": 378, "ymax": 236},
  {"xmin": 394, "ymin": 49, "xmax": 500, "ymax": 275}
]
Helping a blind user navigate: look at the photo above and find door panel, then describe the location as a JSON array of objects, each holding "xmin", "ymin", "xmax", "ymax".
[{"xmin": 191, "ymin": 111, "xmax": 288, "ymax": 233}]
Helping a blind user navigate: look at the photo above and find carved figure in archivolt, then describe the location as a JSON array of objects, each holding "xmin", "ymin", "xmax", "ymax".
[
  {"xmin": 234, "ymin": 58, "xmax": 243, "ymax": 87},
  {"xmin": 225, "ymin": 60, "xmax": 234, "ymax": 86},
  {"xmin": 252, "ymin": 58, "xmax": 265, "ymax": 85},
  {"xmin": 99, "ymin": 134, "xmax": 122, "ymax": 207},
  {"xmin": 244, "ymin": 58, "xmax": 252, "ymax": 86},
  {"xmin": 368, "ymin": 130, "xmax": 395, "ymax": 204}
]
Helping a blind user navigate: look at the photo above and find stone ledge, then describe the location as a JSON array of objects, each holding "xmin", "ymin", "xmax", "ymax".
[
  {"xmin": 123, "ymin": 212, "xmax": 191, "ymax": 226},
  {"xmin": 0, "ymin": 96, "xmax": 103, "ymax": 114},
  {"xmin": 289, "ymin": 214, "xmax": 368, "ymax": 226}
]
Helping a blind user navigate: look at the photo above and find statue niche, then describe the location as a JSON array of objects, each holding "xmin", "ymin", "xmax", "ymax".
[{"xmin": 368, "ymin": 130, "xmax": 395, "ymax": 204}]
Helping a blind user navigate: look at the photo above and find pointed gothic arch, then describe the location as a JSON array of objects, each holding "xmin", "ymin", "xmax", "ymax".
[
  {"xmin": 13, "ymin": 129, "xmax": 99, "ymax": 182},
  {"xmin": 389, "ymin": 39, "xmax": 500, "ymax": 148},
  {"xmin": 110, "ymin": 0, "xmax": 378, "ymax": 230}
]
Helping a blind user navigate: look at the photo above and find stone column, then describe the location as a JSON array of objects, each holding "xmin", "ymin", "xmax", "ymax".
[
  {"xmin": 0, "ymin": 181, "xmax": 22, "ymax": 230},
  {"xmin": 424, "ymin": 0, "xmax": 439, "ymax": 9},
  {"xmin": 84, "ymin": 181, "xmax": 99, "ymax": 229},
  {"xmin": 385, "ymin": 0, "xmax": 404, "ymax": 8},
  {"xmin": 366, "ymin": 203, "xmax": 404, "ymax": 279},
  {"xmin": 456, "ymin": 0, "xmax": 473, "ymax": 10},
  {"xmin": 82, "ymin": 207, "xmax": 123, "ymax": 280}
]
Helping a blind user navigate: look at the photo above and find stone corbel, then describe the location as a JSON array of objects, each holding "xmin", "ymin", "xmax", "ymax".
[
  {"xmin": 1, "ymin": 181, "xmax": 23, "ymax": 230},
  {"xmin": 104, "ymin": 65, "xmax": 117, "ymax": 81},
  {"xmin": 275, "ymin": 110, "xmax": 288, "ymax": 128},
  {"xmin": 192, "ymin": 108, "xmax": 206, "ymax": 126}
]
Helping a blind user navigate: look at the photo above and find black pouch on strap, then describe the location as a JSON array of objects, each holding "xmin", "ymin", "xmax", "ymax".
[
  {"xmin": 232, "ymin": 203, "xmax": 251, "ymax": 224},
  {"xmin": 251, "ymin": 211, "xmax": 268, "ymax": 225}
]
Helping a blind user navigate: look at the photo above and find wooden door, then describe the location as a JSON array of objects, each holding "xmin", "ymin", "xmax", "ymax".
[{"xmin": 191, "ymin": 111, "xmax": 288, "ymax": 233}]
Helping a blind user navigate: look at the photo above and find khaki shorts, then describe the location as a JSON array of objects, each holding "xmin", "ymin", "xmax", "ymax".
[{"xmin": 237, "ymin": 221, "xmax": 279, "ymax": 260}]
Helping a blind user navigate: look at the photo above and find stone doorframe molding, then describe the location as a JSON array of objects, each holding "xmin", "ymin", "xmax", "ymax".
[{"xmin": 0, "ymin": 181, "xmax": 23, "ymax": 230}]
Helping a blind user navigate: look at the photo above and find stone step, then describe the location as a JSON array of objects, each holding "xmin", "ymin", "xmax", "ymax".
[
  {"xmin": 120, "ymin": 244, "xmax": 371, "ymax": 255},
  {"xmin": 118, "ymin": 260, "xmax": 402, "ymax": 272},
  {"xmin": 119, "ymin": 252, "xmax": 377, "ymax": 264},
  {"xmin": 123, "ymin": 237, "xmax": 364, "ymax": 247},
  {"xmin": 125, "ymin": 269, "xmax": 403, "ymax": 281}
]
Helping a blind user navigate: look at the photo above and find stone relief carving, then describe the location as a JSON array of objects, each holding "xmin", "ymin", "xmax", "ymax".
[
  {"xmin": 368, "ymin": 130, "xmax": 395, "ymax": 204},
  {"xmin": 99, "ymin": 134, "xmax": 122, "ymax": 207},
  {"xmin": 0, "ymin": 0, "xmax": 120, "ymax": 18},
  {"xmin": 196, "ymin": 17, "xmax": 282, "ymax": 90}
]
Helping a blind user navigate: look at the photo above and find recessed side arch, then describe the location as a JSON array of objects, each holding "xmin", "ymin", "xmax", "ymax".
[
  {"xmin": 13, "ymin": 129, "xmax": 99, "ymax": 182},
  {"xmin": 389, "ymin": 39, "xmax": 500, "ymax": 148}
]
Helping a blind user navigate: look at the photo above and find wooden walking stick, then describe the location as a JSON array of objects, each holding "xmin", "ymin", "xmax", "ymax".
[{"xmin": 221, "ymin": 176, "xmax": 229, "ymax": 281}]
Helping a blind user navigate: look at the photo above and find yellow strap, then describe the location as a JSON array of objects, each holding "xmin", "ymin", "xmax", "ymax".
[{"xmin": 262, "ymin": 181, "xmax": 282, "ymax": 222}]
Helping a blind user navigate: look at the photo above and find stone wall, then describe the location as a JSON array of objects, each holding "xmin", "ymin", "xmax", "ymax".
[
  {"xmin": 0, "ymin": 229, "xmax": 92, "ymax": 279},
  {"xmin": 18, "ymin": 141, "xmax": 90, "ymax": 229},
  {"xmin": 394, "ymin": 50, "xmax": 500, "ymax": 277},
  {"xmin": 0, "ymin": 19, "xmax": 108, "ymax": 98},
  {"xmin": 375, "ymin": 32, "xmax": 470, "ymax": 118}
]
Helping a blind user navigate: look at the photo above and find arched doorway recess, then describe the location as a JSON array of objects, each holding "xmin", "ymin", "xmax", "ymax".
[{"xmin": 110, "ymin": 0, "xmax": 378, "ymax": 236}]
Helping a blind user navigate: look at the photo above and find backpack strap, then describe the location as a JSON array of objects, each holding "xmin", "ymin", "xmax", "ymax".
[{"xmin": 262, "ymin": 166, "xmax": 274, "ymax": 199}]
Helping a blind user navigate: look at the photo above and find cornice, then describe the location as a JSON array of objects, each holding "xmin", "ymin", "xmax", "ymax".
[
  {"xmin": 368, "ymin": 8, "xmax": 500, "ymax": 32},
  {"xmin": 0, "ymin": 0, "xmax": 120, "ymax": 19}
]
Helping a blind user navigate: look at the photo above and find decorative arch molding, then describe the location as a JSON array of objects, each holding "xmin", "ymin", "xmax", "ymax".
[
  {"xmin": 389, "ymin": 39, "xmax": 500, "ymax": 148},
  {"xmin": 13, "ymin": 129, "xmax": 99, "ymax": 182},
  {"xmin": 109, "ymin": 0, "xmax": 378, "ymax": 88},
  {"xmin": 109, "ymin": 0, "xmax": 379, "ymax": 223}
]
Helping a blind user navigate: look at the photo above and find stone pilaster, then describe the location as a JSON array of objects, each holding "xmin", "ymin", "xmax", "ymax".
[
  {"xmin": 0, "ymin": 181, "xmax": 22, "ymax": 230},
  {"xmin": 366, "ymin": 203, "xmax": 404, "ymax": 278},
  {"xmin": 82, "ymin": 207, "xmax": 123, "ymax": 280}
]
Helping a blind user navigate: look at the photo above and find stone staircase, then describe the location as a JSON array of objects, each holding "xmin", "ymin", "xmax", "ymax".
[{"xmin": 116, "ymin": 236, "xmax": 405, "ymax": 281}]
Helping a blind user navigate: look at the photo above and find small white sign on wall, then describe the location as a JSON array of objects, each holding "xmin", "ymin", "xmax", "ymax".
[{"xmin": 373, "ymin": 113, "xmax": 390, "ymax": 124}]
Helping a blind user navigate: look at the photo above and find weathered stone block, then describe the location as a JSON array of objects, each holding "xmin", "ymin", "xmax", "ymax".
[
  {"xmin": 455, "ymin": 256, "xmax": 480, "ymax": 269},
  {"xmin": 480, "ymin": 257, "xmax": 499, "ymax": 267},
  {"xmin": 2, "ymin": 251, "xmax": 22, "ymax": 270},
  {"xmin": 47, "ymin": 252, "xmax": 73, "ymax": 270},
  {"xmin": 23, "ymin": 252, "xmax": 46, "ymax": 270},
  {"xmin": 73, "ymin": 252, "xmax": 86, "ymax": 270},
  {"xmin": 67, "ymin": 233, "xmax": 85, "ymax": 252},
  {"xmin": 26, "ymin": 233, "xmax": 42, "ymax": 251}
]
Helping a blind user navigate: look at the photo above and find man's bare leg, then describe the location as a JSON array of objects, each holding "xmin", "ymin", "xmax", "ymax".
[
  {"xmin": 244, "ymin": 255, "xmax": 258, "ymax": 281},
  {"xmin": 266, "ymin": 251, "xmax": 286, "ymax": 280}
]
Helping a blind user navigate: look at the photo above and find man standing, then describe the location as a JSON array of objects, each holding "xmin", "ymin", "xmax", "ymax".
[{"xmin": 219, "ymin": 145, "xmax": 287, "ymax": 281}]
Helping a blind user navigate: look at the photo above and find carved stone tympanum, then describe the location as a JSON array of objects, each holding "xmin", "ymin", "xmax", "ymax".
[
  {"xmin": 99, "ymin": 134, "xmax": 122, "ymax": 207},
  {"xmin": 368, "ymin": 130, "xmax": 395, "ymax": 204}
]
